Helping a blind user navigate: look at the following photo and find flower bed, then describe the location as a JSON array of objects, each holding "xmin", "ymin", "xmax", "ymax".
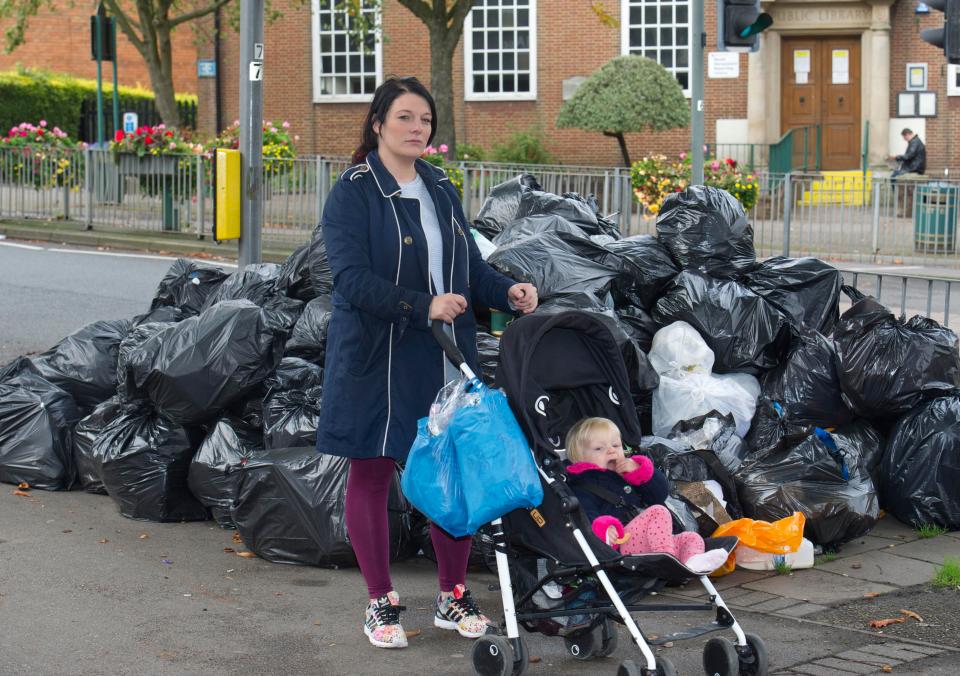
[
  {"xmin": 420, "ymin": 143, "xmax": 464, "ymax": 197},
  {"xmin": 0, "ymin": 120, "xmax": 83, "ymax": 189},
  {"xmin": 631, "ymin": 154, "xmax": 759, "ymax": 217}
]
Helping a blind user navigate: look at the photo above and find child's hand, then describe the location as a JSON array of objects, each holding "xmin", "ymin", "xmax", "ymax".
[{"xmin": 615, "ymin": 457, "xmax": 640, "ymax": 475}]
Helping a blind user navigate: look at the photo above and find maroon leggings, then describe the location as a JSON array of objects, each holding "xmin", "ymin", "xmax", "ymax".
[{"xmin": 345, "ymin": 456, "xmax": 473, "ymax": 599}]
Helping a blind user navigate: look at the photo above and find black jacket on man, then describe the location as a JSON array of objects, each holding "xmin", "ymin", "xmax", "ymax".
[{"xmin": 897, "ymin": 136, "xmax": 926, "ymax": 175}]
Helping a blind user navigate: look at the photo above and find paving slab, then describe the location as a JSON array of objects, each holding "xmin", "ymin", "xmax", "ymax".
[
  {"xmin": 879, "ymin": 642, "xmax": 945, "ymax": 655},
  {"xmin": 816, "ymin": 551, "xmax": 938, "ymax": 586},
  {"xmin": 888, "ymin": 536, "xmax": 960, "ymax": 564},
  {"xmin": 749, "ymin": 596, "xmax": 803, "ymax": 613},
  {"xmin": 835, "ymin": 648, "xmax": 902, "ymax": 666},
  {"xmin": 869, "ymin": 518, "xmax": 919, "ymax": 541},
  {"xmin": 742, "ymin": 570, "xmax": 897, "ymax": 604},
  {"xmin": 867, "ymin": 644, "xmax": 938, "ymax": 661},
  {"xmin": 833, "ymin": 535, "xmax": 905, "ymax": 559},
  {"xmin": 790, "ymin": 665, "xmax": 848, "ymax": 676},
  {"xmin": 777, "ymin": 602, "xmax": 829, "ymax": 617},
  {"xmin": 729, "ymin": 590, "xmax": 779, "ymax": 607},
  {"xmin": 811, "ymin": 657, "xmax": 878, "ymax": 673}
]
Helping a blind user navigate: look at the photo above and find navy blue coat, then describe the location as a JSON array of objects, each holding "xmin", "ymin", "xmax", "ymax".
[
  {"xmin": 315, "ymin": 150, "xmax": 516, "ymax": 461},
  {"xmin": 565, "ymin": 461, "xmax": 670, "ymax": 524}
]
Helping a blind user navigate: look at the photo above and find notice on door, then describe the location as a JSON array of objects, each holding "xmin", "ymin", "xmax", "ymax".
[
  {"xmin": 794, "ymin": 49, "xmax": 811, "ymax": 84},
  {"xmin": 832, "ymin": 50, "xmax": 850, "ymax": 84}
]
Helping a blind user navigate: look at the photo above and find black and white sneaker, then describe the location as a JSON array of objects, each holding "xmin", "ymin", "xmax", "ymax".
[
  {"xmin": 434, "ymin": 584, "xmax": 493, "ymax": 638},
  {"xmin": 363, "ymin": 591, "xmax": 408, "ymax": 648}
]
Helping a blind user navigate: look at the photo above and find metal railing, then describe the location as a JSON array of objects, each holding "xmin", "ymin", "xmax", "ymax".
[
  {"xmin": 705, "ymin": 143, "xmax": 768, "ymax": 171},
  {"xmin": 769, "ymin": 125, "xmax": 821, "ymax": 175}
]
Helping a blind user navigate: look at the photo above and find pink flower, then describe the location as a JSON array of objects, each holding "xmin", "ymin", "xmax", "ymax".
[
  {"xmin": 679, "ymin": 152, "xmax": 687, "ymax": 160},
  {"xmin": 168, "ymin": 141, "xmax": 177, "ymax": 150},
  {"xmin": 157, "ymin": 123, "xmax": 165, "ymax": 130},
  {"xmin": 710, "ymin": 161, "xmax": 720, "ymax": 171},
  {"xmin": 282, "ymin": 121, "xmax": 290, "ymax": 129},
  {"xmin": 39, "ymin": 119, "xmax": 47, "ymax": 127},
  {"xmin": 294, "ymin": 135, "xmax": 300, "ymax": 141},
  {"xmin": 439, "ymin": 143, "xmax": 448, "ymax": 153}
]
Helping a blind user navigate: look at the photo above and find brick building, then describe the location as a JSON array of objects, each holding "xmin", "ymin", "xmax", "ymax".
[
  {"xmin": 207, "ymin": 1, "xmax": 959, "ymax": 172},
  {"xmin": 0, "ymin": 1, "xmax": 198, "ymax": 95}
]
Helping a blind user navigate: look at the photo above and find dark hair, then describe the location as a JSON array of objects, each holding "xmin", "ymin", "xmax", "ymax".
[
  {"xmin": 352, "ymin": 76, "xmax": 437, "ymax": 164},
  {"xmin": 901, "ymin": 128, "xmax": 913, "ymax": 136}
]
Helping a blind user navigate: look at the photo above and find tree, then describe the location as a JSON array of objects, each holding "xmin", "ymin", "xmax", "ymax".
[
  {"xmin": 556, "ymin": 55, "xmax": 690, "ymax": 167},
  {"xmin": 0, "ymin": 0, "xmax": 237, "ymax": 127}
]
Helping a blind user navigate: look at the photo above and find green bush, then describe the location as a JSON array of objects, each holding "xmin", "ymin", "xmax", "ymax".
[
  {"xmin": 0, "ymin": 67, "xmax": 197, "ymax": 141},
  {"xmin": 456, "ymin": 142, "xmax": 486, "ymax": 162},
  {"xmin": 492, "ymin": 128, "xmax": 553, "ymax": 165}
]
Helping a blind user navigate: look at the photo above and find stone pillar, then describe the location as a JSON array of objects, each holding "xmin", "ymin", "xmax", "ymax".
[
  {"xmin": 747, "ymin": 35, "xmax": 768, "ymax": 144},
  {"xmin": 867, "ymin": 0, "xmax": 894, "ymax": 168}
]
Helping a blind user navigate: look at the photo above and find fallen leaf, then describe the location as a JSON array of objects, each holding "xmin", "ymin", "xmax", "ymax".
[
  {"xmin": 62, "ymin": 529, "xmax": 72, "ymax": 533},
  {"xmin": 900, "ymin": 609, "xmax": 924, "ymax": 622},
  {"xmin": 223, "ymin": 547, "xmax": 235, "ymax": 553},
  {"xmin": 404, "ymin": 629, "xmax": 421, "ymax": 638},
  {"xmin": 17, "ymin": 482, "xmax": 29, "ymax": 489},
  {"xmin": 869, "ymin": 617, "xmax": 906, "ymax": 628},
  {"xmin": 528, "ymin": 656, "xmax": 542, "ymax": 663},
  {"xmin": 12, "ymin": 489, "xmax": 30, "ymax": 497},
  {"xmin": 313, "ymin": 620, "xmax": 322, "ymax": 626},
  {"xmin": 232, "ymin": 532, "xmax": 243, "ymax": 544},
  {"xmin": 851, "ymin": 563, "xmax": 862, "ymax": 569},
  {"xmin": 881, "ymin": 666, "xmax": 893, "ymax": 673},
  {"xmin": 274, "ymin": 592, "xmax": 283, "ymax": 596},
  {"xmin": 863, "ymin": 592, "xmax": 881, "ymax": 598},
  {"xmin": 98, "ymin": 538, "xmax": 109, "ymax": 544},
  {"xmin": 139, "ymin": 533, "xmax": 149, "ymax": 540},
  {"xmin": 235, "ymin": 551, "xmax": 257, "ymax": 558}
]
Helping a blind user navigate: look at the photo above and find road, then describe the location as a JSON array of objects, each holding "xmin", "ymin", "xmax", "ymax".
[{"xmin": 1, "ymin": 240, "xmax": 957, "ymax": 675}]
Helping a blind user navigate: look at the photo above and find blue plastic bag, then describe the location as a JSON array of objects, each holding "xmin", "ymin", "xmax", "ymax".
[{"xmin": 402, "ymin": 378, "xmax": 543, "ymax": 537}]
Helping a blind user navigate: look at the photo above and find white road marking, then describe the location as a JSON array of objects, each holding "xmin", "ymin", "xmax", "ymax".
[
  {"xmin": 0, "ymin": 241, "xmax": 44, "ymax": 251},
  {"xmin": 43, "ymin": 248, "xmax": 238, "ymax": 267}
]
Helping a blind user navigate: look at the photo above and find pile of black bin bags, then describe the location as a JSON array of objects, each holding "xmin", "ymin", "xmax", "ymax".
[{"xmin": 2, "ymin": 179, "xmax": 959, "ymax": 571}]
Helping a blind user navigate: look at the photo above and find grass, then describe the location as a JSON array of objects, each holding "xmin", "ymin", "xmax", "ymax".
[
  {"xmin": 774, "ymin": 560, "xmax": 793, "ymax": 575},
  {"xmin": 932, "ymin": 557, "xmax": 960, "ymax": 588},
  {"xmin": 916, "ymin": 524, "xmax": 948, "ymax": 539},
  {"xmin": 816, "ymin": 552, "xmax": 838, "ymax": 565}
]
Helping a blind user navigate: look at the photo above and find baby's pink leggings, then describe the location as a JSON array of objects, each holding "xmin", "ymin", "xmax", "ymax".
[{"xmin": 619, "ymin": 504, "xmax": 705, "ymax": 564}]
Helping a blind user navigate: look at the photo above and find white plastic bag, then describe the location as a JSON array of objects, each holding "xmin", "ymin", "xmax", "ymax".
[
  {"xmin": 471, "ymin": 228, "xmax": 498, "ymax": 260},
  {"xmin": 650, "ymin": 323, "xmax": 759, "ymax": 438},
  {"xmin": 737, "ymin": 538, "xmax": 815, "ymax": 571},
  {"xmin": 428, "ymin": 375, "xmax": 481, "ymax": 435}
]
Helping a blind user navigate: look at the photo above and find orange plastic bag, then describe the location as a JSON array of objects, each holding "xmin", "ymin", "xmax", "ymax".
[{"xmin": 709, "ymin": 512, "xmax": 806, "ymax": 577}]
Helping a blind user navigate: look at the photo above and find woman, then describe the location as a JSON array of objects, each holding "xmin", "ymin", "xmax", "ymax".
[{"xmin": 314, "ymin": 76, "xmax": 538, "ymax": 649}]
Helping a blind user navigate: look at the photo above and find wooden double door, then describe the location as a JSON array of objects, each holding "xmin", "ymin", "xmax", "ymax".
[{"xmin": 781, "ymin": 36, "xmax": 861, "ymax": 171}]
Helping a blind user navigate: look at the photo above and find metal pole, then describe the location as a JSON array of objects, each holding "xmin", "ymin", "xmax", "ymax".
[
  {"xmin": 690, "ymin": 0, "xmax": 705, "ymax": 185},
  {"xmin": 84, "ymin": 147, "xmax": 93, "ymax": 229},
  {"xmin": 111, "ymin": 18, "xmax": 120, "ymax": 136},
  {"xmin": 782, "ymin": 172, "xmax": 793, "ymax": 256},
  {"xmin": 95, "ymin": 7, "xmax": 105, "ymax": 146},
  {"xmin": 239, "ymin": 0, "xmax": 264, "ymax": 266}
]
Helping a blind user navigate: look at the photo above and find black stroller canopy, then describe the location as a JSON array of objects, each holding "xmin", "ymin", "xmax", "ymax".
[{"xmin": 496, "ymin": 311, "xmax": 643, "ymax": 454}]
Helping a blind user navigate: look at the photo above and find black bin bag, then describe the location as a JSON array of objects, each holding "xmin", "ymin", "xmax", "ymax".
[
  {"xmin": 655, "ymin": 185, "xmax": 756, "ymax": 278},
  {"xmin": 188, "ymin": 416, "xmax": 266, "ymax": 528},
  {"xmin": 0, "ymin": 371, "xmax": 80, "ymax": 490},
  {"xmin": 116, "ymin": 320, "xmax": 178, "ymax": 401},
  {"xmin": 285, "ymin": 296, "xmax": 332, "ymax": 363},
  {"xmin": 474, "ymin": 174, "xmax": 542, "ymax": 240},
  {"xmin": 93, "ymin": 400, "xmax": 207, "ymax": 522},
  {"xmin": 32, "ymin": 319, "xmax": 132, "ymax": 410},
  {"xmin": 262, "ymin": 358, "xmax": 324, "ymax": 449},
  {"xmin": 150, "ymin": 258, "xmax": 230, "ymax": 316},
  {"xmin": 605, "ymin": 235, "xmax": 680, "ymax": 311},
  {"xmin": 743, "ymin": 256, "xmax": 842, "ymax": 335},
  {"xmin": 308, "ymin": 224, "xmax": 334, "ymax": 298},
  {"xmin": 275, "ymin": 242, "xmax": 317, "ymax": 301},
  {"xmin": 881, "ymin": 395, "xmax": 960, "ymax": 529},
  {"xmin": 232, "ymin": 448, "xmax": 412, "ymax": 567},
  {"xmin": 516, "ymin": 189, "xmax": 620, "ymax": 238},
  {"xmin": 737, "ymin": 400, "xmax": 880, "ymax": 548},
  {"xmin": 126, "ymin": 300, "xmax": 286, "ymax": 425},
  {"xmin": 74, "ymin": 395, "xmax": 128, "ymax": 494},
  {"xmin": 653, "ymin": 270, "xmax": 791, "ymax": 374},
  {"xmin": 760, "ymin": 328, "xmax": 853, "ymax": 428},
  {"xmin": 476, "ymin": 332, "xmax": 500, "ymax": 387},
  {"xmin": 200, "ymin": 263, "xmax": 281, "ymax": 310},
  {"xmin": 834, "ymin": 295, "xmax": 960, "ymax": 420}
]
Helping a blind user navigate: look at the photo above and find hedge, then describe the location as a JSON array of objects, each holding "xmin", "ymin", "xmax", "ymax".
[{"xmin": 0, "ymin": 67, "xmax": 197, "ymax": 141}]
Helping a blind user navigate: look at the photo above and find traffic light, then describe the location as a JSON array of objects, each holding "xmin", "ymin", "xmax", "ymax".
[
  {"xmin": 718, "ymin": 0, "xmax": 774, "ymax": 52},
  {"xmin": 921, "ymin": 0, "xmax": 960, "ymax": 64}
]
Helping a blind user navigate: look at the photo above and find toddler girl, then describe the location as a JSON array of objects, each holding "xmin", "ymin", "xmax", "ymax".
[{"xmin": 564, "ymin": 417, "xmax": 728, "ymax": 574}]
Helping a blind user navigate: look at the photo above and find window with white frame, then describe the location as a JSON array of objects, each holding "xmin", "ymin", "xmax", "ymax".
[
  {"xmin": 311, "ymin": 0, "xmax": 382, "ymax": 102},
  {"xmin": 464, "ymin": 0, "xmax": 537, "ymax": 100},
  {"xmin": 621, "ymin": 0, "xmax": 690, "ymax": 94}
]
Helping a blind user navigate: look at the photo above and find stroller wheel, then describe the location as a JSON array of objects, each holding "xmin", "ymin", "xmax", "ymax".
[
  {"xmin": 564, "ymin": 626, "xmax": 600, "ymax": 660},
  {"xmin": 736, "ymin": 633, "xmax": 768, "ymax": 676},
  {"xmin": 618, "ymin": 656, "xmax": 676, "ymax": 676},
  {"xmin": 472, "ymin": 635, "xmax": 522, "ymax": 676},
  {"xmin": 596, "ymin": 616, "xmax": 619, "ymax": 657},
  {"xmin": 702, "ymin": 636, "xmax": 739, "ymax": 676}
]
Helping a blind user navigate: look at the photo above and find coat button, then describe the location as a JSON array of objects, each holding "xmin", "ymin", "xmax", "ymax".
[
  {"xmin": 403, "ymin": 236, "xmax": 413, "ymax": 245},
  {"xmin": 623, "ymin": 486, "xmax": 632, "ymax": 494}
]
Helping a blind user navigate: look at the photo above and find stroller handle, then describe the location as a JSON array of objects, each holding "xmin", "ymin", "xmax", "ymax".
[{"xmin": 432, "ymin": 320, "xmax": 468, "ymax": 373}]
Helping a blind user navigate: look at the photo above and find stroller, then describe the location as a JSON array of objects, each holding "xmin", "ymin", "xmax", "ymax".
[{"xmin": 431, "ymin": 312, "xmax": 766, "ymax": 676}]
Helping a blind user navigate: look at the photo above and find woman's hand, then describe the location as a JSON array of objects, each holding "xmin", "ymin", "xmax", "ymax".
[
  {"xmin": 429, "ymin": 293, "xmax": 467, "ymax": 324},
  {"xmin": 508, "ymin": 283, "xmax": 538, "ymax": 314}
]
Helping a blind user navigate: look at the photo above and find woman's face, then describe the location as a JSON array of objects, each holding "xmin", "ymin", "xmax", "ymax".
[
  {"xmin": 373, "ymin": 92, "xmax": 432, "ymax": 162},
  {"xmin": 577, "ymin": 427, "xmax": 626, "ymax": 470}
]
